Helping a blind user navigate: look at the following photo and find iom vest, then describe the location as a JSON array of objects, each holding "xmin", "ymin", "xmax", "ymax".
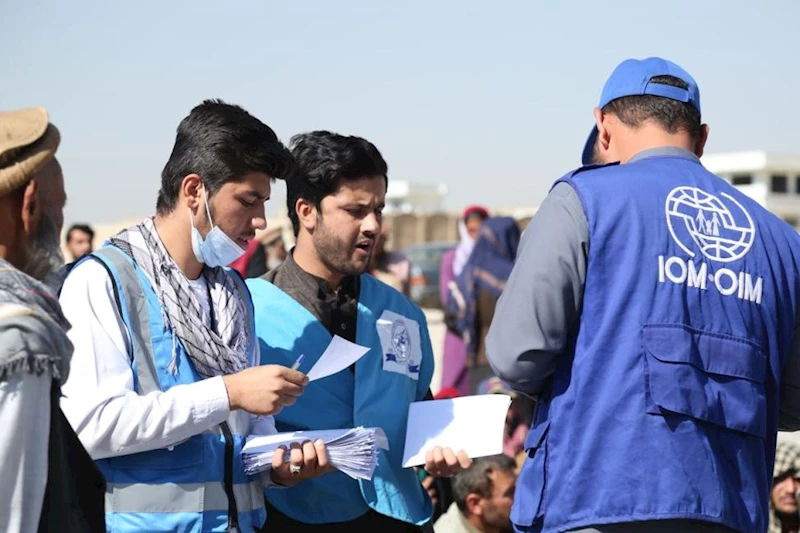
[
  {"xmin": 81, "ymin": 246, "xmax": 265, "ymax": 533},
  {"xmin": 246, "ymin": 274, "xmax": 434, "ymax": 525},
  {"xmin": 512, "ymin": 152, "xmax": 800, "ymax": 533}
]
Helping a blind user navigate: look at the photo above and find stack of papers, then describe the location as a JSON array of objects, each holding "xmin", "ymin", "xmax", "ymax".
[{"xmin": 242, "ymin": 427, "xmax": 389, "ymax": 481}]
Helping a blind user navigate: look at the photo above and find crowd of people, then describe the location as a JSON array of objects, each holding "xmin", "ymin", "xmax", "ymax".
[{"xmin": 4, "ymin": 55, "xmax": 800, "ymax": 533}]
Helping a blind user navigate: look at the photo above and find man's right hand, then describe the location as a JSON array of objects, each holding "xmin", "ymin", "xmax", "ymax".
[{"xmin": 222, "ymin": 365, "xmax": 308, "ymax": 415}]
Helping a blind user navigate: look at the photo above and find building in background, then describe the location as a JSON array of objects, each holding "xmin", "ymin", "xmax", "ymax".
[
  {"xmin": 703, "ymin": 151, "xmax": 800, "ymax": 228},
  {"xmin": 385, "ymin": 180, "xmax": 448, "ymax": 214}
]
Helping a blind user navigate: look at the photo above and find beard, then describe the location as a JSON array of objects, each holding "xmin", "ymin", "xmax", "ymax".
[
  {"xmin": 22, "ymin": 210, "xmax": 65, "ymax": 281},
  {"xmin": 313, "ymin": 215, "xmax": 372, "ymax": 278}
]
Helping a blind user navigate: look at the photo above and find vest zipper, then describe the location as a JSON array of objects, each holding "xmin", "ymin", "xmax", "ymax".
[{"xmin": 219, "ymin": 422, "xmax": 240, "ymax": 533}]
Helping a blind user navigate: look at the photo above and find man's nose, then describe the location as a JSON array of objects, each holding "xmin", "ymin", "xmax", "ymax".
[
  {"xmin": 362, "ymin": 212, "xmax": 380, "ymax": 236},
  {"xmin": 252, "ymin": 217, "xmax": 267, "ymax": 231}
]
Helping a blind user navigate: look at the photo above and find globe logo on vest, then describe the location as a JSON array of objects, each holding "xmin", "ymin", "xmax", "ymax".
[
  {"xmin": 390, "ymin": 320, "xmax": 411, "ymax": 364},
  {"xmin": 659, "ymin": 186, "xmax": 762, "ymax": 305},
  {"xmin": 665, "ymin": 186, "xmax": 755, "ymax": 262}
]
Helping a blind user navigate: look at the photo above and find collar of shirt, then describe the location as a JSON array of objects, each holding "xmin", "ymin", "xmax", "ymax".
[
  {"xmin": 628, "ymin": 146, "xmax": 701, "ymax": 164},
  {"xmin": 266, "ymin": 252, "xmax": 359, "ymax": 339}
]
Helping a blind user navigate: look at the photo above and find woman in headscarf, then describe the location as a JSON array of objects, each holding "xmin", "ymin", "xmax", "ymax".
[
  {"xmin": 446, "ymin": 216, "xmax": 520, "ymax": 394},
  {"xmin": 439, "ymin": 206, "xmax": 489, "ymax": 395}
]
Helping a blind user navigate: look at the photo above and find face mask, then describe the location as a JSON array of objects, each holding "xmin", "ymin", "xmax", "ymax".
[{"xmin": 190, "ymin": 187, "xmax": 246, "ymax": 267}]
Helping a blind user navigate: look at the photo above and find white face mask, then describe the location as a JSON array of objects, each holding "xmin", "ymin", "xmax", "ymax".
[{"xmin": 189, "ymin": 187, "xmax": 246, "ymax": 267}]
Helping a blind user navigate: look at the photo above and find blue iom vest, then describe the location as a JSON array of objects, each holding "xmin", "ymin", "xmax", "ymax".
[
  {"xmin": 512, "ymin": 152, "xmax": 800, "ymax": 533},
  {"xmin": 80, "ymin": 246, "xmax": 266, "ymax": 533},
  {"xmin": 246, "ymin": 274, "xmax": 434, "ymax": 525}
]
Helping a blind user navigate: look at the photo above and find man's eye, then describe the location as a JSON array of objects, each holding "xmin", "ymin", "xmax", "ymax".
[{"xmin": 240, "ymin": 199, "xmax": 255, "ymax": 208}]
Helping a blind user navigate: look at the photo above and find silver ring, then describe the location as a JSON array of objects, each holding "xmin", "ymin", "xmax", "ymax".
[{"xmin": 290, "ymin": 464, "xmax": 302, "ymax": 475}]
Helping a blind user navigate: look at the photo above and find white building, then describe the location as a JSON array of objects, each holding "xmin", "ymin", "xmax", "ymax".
[
  {"xmin": 702, "ymin": 151, "xmax": 800, "ymax": 228},
  {"xmin": 384, "ymin": 180, "xmax": 448, "ymax": 214}
]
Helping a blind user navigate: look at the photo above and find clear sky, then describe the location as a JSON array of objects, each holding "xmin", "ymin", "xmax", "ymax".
[{"xmin": 2, "ymin": 0, "xmax": 798, "ymax": 226}]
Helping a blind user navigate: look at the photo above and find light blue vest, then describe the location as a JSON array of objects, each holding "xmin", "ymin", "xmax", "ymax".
[
  {"xmin": 247, "ymin": 274, "xmax": 434, "ymax": 525},
  {"xmin": 512, "ymin": 153, "xmax": 800, "ymax": 533},
  {"xmin": 81, "ymin": 246, "xmax": 266, "ymax": 533}
]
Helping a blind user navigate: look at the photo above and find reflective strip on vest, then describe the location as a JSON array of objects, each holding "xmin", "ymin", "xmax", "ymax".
[
  {"xmin": 91, "ymin": 247, "xmax": 263, "ymax": 530},
  {"xmin": 92, "ymin": 247, "xmax": 161, "ymax": 395},
  {"xmin": 105, "ymin": 481, "xmax": 264, "ymax": 514}
]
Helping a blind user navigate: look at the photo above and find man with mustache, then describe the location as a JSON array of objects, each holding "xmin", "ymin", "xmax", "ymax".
[
  {"xmin": 247, "ymin": 130, "xmax": 471, "ymax": 531},
  {"xmin": 0, "ymin": 107, "xmax": 105, "ymax": 532},
  {"xmin": 58, "ymin": 100, "xmax": 333, "ymax": 533}
]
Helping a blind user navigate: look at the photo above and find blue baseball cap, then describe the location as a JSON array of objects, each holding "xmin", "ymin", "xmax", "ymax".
[{"xmin": 581, "ymin": 57, "xmax": 701, "ymax": 165}]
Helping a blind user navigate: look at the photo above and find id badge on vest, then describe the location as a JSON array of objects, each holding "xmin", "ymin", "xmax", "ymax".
[{"xmin": 377, "ymin": 310, "xmax": 422, "ymax": 380}]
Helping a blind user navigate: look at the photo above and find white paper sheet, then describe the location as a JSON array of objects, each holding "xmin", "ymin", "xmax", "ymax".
[
  {"xmin": 401, "ymin": 394, "xmax": 512, "ymax": 467},
  {"xmin": 306, "ymin": 335, "xmax": 371, "ymax": 382}
]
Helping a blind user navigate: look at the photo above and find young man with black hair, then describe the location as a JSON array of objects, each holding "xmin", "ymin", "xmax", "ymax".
[
  {"xmin": 248, "ymin": 130, "xmax": 471, "ymax": 531},
  {"xmin": 488, "ymin": 57, "xmax": 800, "ymax": 532},
  {"xmin": 59, "ymin": 100, "xmax": 333, "ymax": 533}
]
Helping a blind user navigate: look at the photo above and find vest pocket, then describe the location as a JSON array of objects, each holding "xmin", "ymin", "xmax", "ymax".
[
  {"xmin": 511, "ymin": 419, "xmax": 550, "ymax": 527},
  {"xmin": 643, "ymin": 324, "xmax": 767, "ymax": 438}
]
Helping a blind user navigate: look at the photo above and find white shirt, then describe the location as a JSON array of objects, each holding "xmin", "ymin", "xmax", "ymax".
[
  {"xmin": 59, "ymin": 259, "xmax": 276, "ymax": 461},
  {"xmin": 0, "ymin": 312, "xmax": 50, "ymax": 533}
]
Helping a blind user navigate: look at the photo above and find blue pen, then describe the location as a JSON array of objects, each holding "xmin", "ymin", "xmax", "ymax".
[{"xmin": 291, "ymin": 354, "xmax": 304, "ymax": 371}]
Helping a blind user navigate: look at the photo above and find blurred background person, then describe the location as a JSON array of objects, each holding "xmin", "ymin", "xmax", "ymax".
[
  {"xmin": 446, "ymin": 216, "xmax": 520, "ymax": 393},
  {"xmin": 369, "ymin": 225, "xmax": 411, "ymax": 295},
  {"xmin": 65, "ymin": 223, "xmax": 94, "ymax": 262},
  {"xmin": 228, "ymin": 238, "xmax": 268, "ymax": 279},
  {"xmin": 440, "ymin": 206, "xmax": 489, "ymax": 395},
  {"xmin": 434, "ymin": 454, "xmax": 517, "ymax": 533},
  {"xmin": 263, "ymin": 226, "xmax": 288, "ymax": 271},
  {"xmin": 771, "ymin": 441, "xmax": 800, "ymax": 533}
]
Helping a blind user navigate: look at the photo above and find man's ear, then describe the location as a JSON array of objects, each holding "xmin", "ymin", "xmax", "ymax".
[
  {"xmin": 465, "ymin": 493, "xmax": 483, "ymax": 517},
  {"xmin": 19, "ymin": 179, "xmax": 39, "ymax": 237},
  {"xmin": 594, "ymin": 107, "xmax": 612, "ymax": 153},
  {"xmin": 180, "ymin": 174, "xmax": 204, "ymax": 211},
  {"xmin": 296, "ymin": 198, "xmax": 318, "ymax": 233},
  {"xmin": 694, "ymin": 124, "xmax": 710, "ymax": 158}
]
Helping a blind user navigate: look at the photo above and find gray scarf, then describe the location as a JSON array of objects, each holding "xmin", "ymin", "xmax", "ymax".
[
  {"xmin": 109, "ymin": 217, "xmax": 249, "ymax": 379},
  {"xmin": 0, "ymin": 258, "xmax": 72, "ymax": 383}
]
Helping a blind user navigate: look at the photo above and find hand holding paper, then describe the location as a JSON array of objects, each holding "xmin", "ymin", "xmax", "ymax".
[
  {"xmin": 243, "ymin": 427, "xmax": 389, "ymax": 481},
  {"xmin": 269, "ymin": 438, "xmax": 335, "ymax": 487},
  {"xmin": 424, "ymin": 446, "xmax": 472, "ymax": 478},
  {"xmin": 402, "ymin": 395, "xmax": 512, "ymax": 468}
]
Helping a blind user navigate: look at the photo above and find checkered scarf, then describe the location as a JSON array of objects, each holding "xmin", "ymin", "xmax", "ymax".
[{"xmin": 109, "ymin": 217, "xmax": 249, "ymax": 379}]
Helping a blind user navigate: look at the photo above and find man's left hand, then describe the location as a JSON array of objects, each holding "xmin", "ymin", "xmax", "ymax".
[
  {"xmin": 269, "ymin": 439, "xmax": 336, "ymax": 487},
  {"xmin": 424, "ymin": 446, "xmax": 472, "ymax": 477}
]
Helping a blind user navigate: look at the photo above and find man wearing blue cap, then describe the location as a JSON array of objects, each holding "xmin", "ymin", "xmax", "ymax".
[{"xmin": 486, "ymin": 57, "xmax": 800, "ymax": 533}]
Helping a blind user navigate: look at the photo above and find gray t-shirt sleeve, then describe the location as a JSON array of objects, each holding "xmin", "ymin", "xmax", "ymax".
[{"xmin": 486, "ymin": 181, "xmax": 589, "ymax": 396}]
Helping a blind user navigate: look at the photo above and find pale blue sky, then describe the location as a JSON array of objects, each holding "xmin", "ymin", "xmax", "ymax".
[{"xmin": 2, "ymin": 0, "xmax": 798, "ymax": 226}]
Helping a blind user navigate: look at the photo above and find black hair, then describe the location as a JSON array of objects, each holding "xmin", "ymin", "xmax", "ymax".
[
  {"xmin": 156, "ymin": 99, "xmax": 295, "ymax": 214},
  {"xmin": 66, "ymin": 223, "xmax": 94, "ymax": 243},
  {"xmin": 286, "ymin": 131, "xmax": 388, "ymax": 235},
  {"xmin": 452, "ymin": 454, "xmax": 517, "ymax": 513},
  {"xmin": 603, "ymin": 75, "xmax": 702, "ymax": 140}
]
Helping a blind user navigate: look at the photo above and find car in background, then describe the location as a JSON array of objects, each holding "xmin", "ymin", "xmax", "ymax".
[{"xmin": 405, "ymin": 241, "xmax": 457, "ymax": 309}]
